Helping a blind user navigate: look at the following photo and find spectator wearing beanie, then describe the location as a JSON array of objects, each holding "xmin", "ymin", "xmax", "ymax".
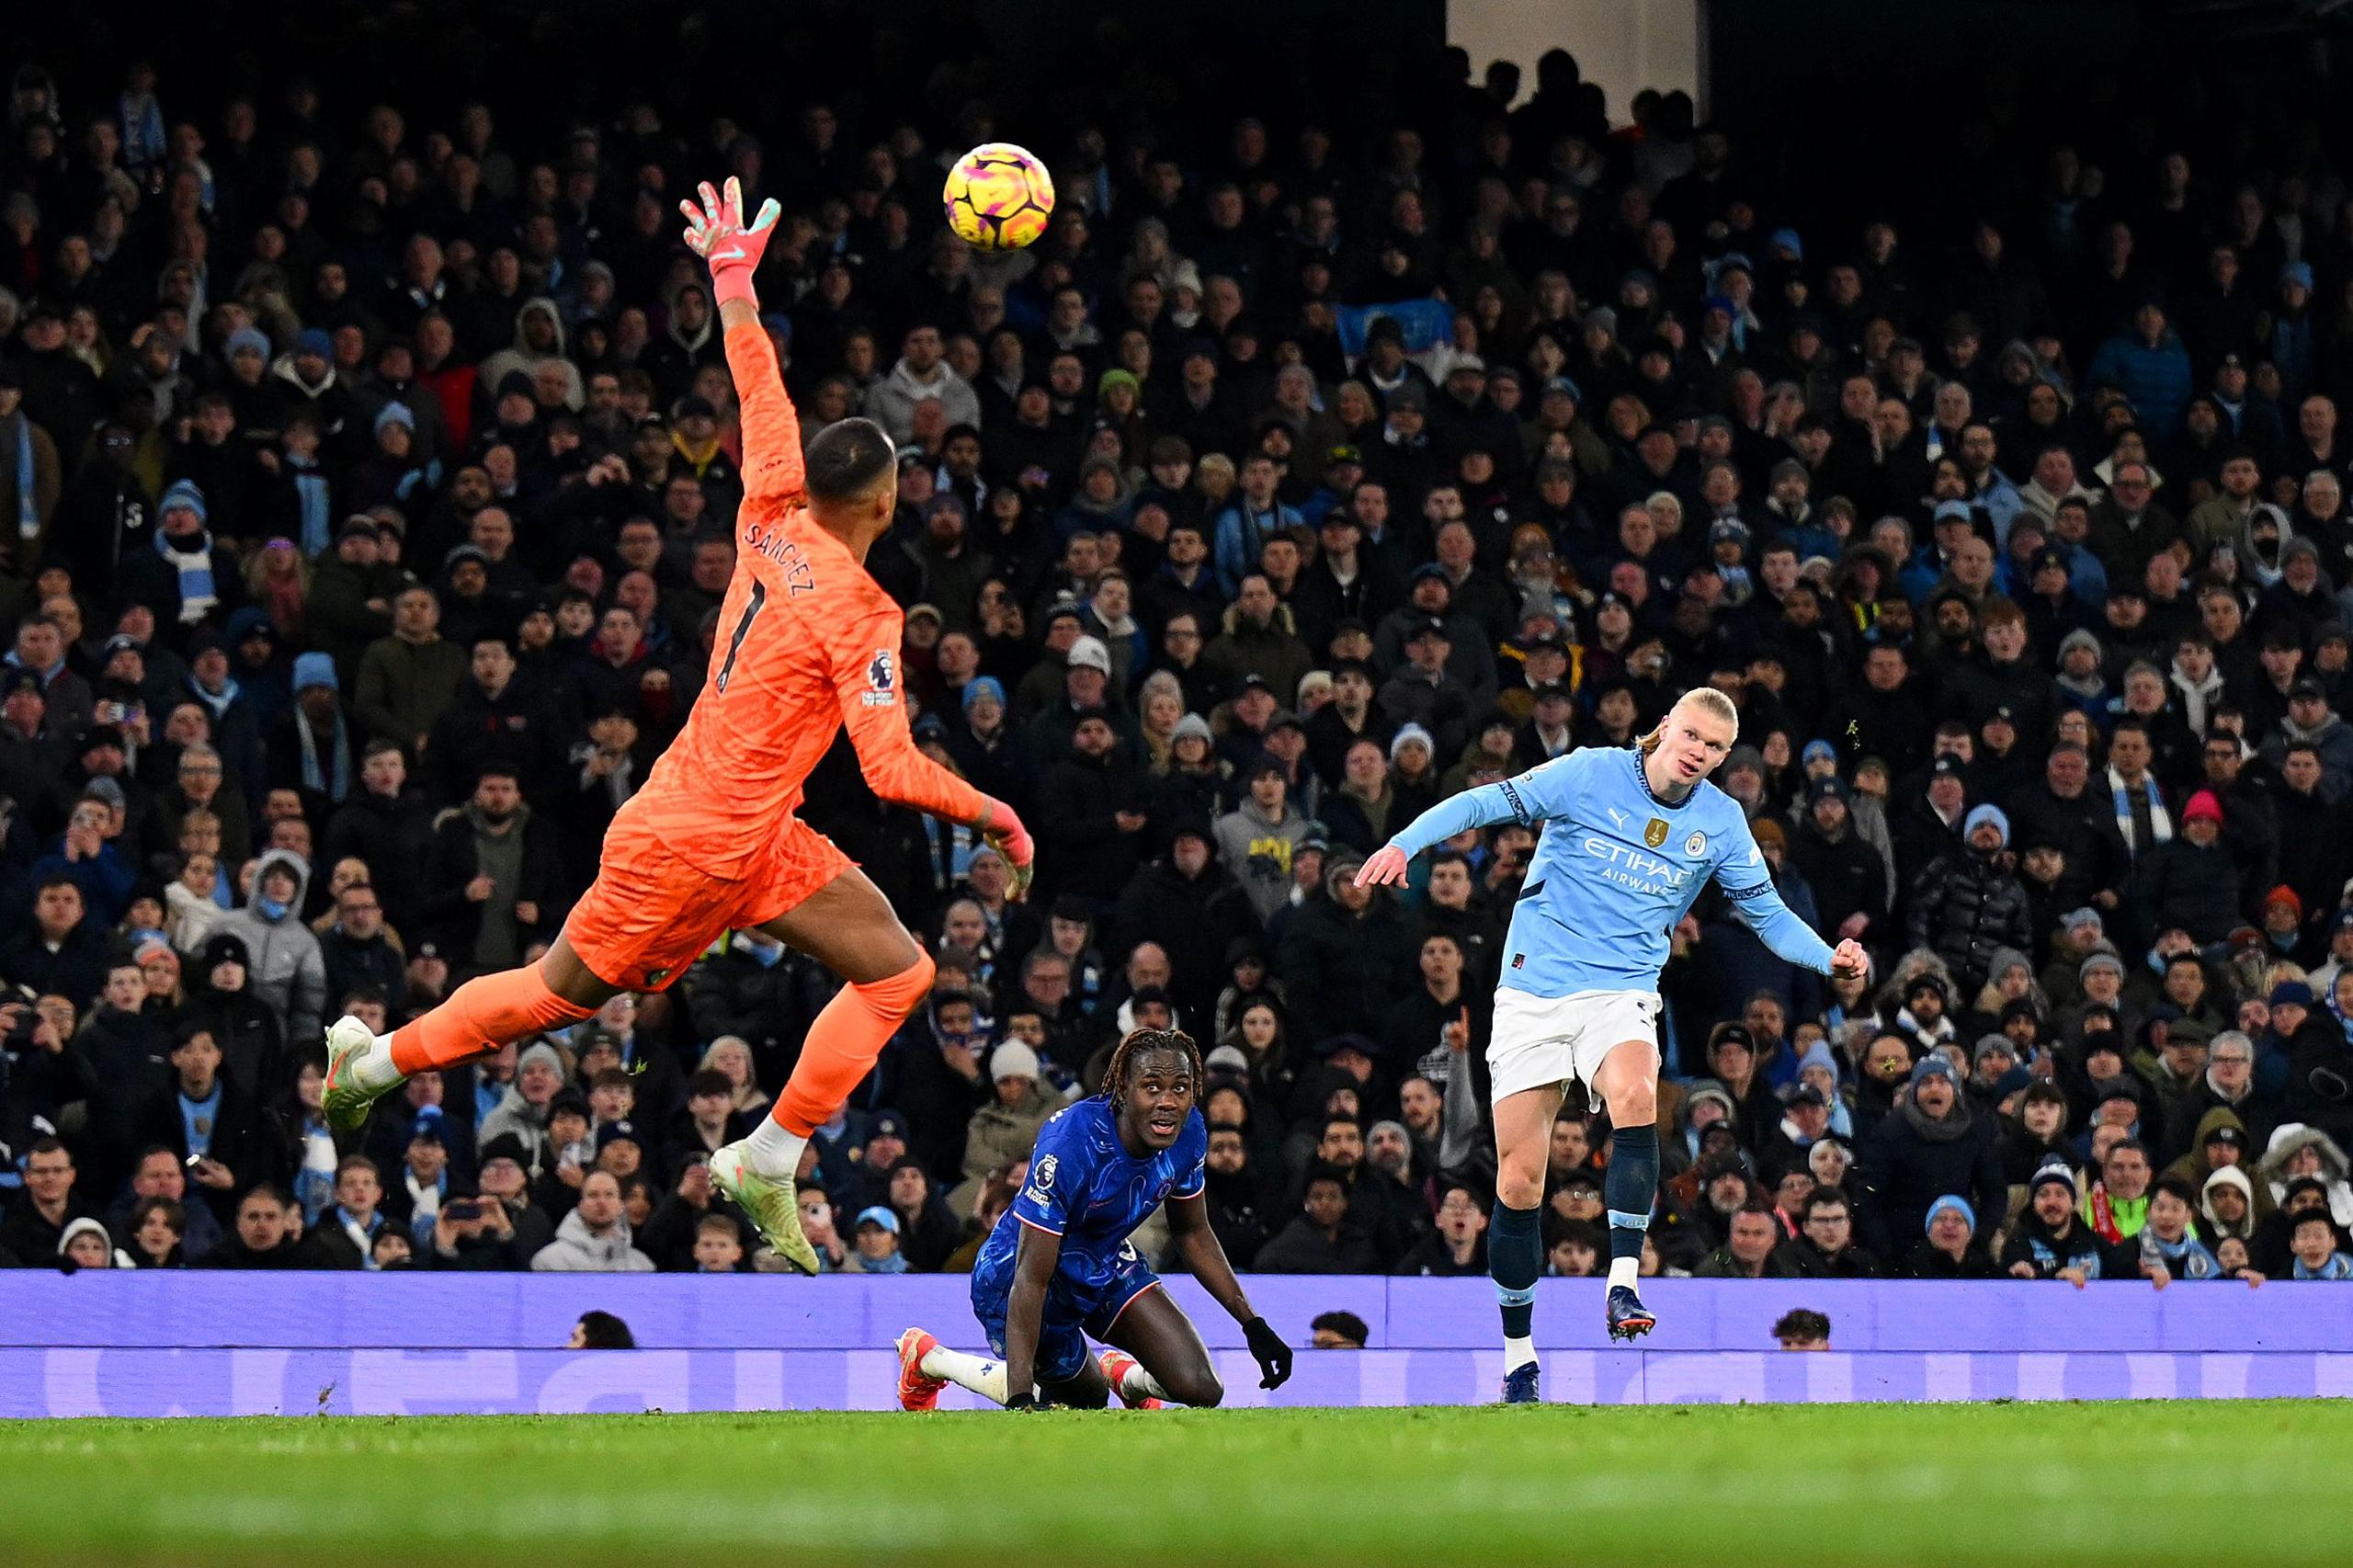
[
  {"xmin": 1855, "ymin": 1056, "xmax": 2006, "ymax": 1256},
  {"xmin": 479, "ymin": 1041, "xmax": 567, "ymax": 1163},
  {"xmin": 1214, "ymin": 752, "xmax": 1314, "ymax": 923},
  {"xmin": 1277, "ymin": 849, "xmax": 1416, "ymax": 1050},
  {"xmin": 119, "ymin": 480, "xmax": 244, "ymax": 631},
  {"xmin": 1905, "ymin": 803, "xmax": 2032, "ymax": 993},
  {"xmin": 2131, "ymin": 789, "xmax": 2245, "ymax": 946},
  {"xmin": 1790, "ymin": 775, "xmax": 1886, "ymax": 947},
  {"xmin": 28, "ymin": 26, "xmax": 2353, "ymax": 1297},
  {"xmin": 1999, "ymin": 1163, "xmax": 2109, "ymax": 1280},
  {"xmin": 265, "ymin": 651, "xmax": 356, "ymax": 809},
  {"xmin": 2257, "ymin": 678, "xmax": 2353, "ymax": 798},
  {"xmin": 957, "ymin": 1041, "xmax": 1059, "ymax": 1213},
  {"xmin": 1904, "ymin": 1192, "xmax": 2002, "ymax": 1278},
  {"xmin": 1106, "ymin": 818, "xmax": 1259, "ymax": 1031},
  {"xmin": 1035, "ymin": 705, "xmax": 1154, "ymax": 908}
]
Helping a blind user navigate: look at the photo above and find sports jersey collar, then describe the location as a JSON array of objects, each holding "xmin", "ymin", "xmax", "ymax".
[
  {"xmin": 790, "ymin": 509, "xmax": 858, "ymax": 567},
  {"xmin": 1630, "ymin": 745, "xmax": 1697, "ymax": 812}
]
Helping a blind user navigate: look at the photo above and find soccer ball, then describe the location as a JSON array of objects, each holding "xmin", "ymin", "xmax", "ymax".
[{"xmin": 943, "ymin": 142, "xmax": 1055, "ymax": 252}]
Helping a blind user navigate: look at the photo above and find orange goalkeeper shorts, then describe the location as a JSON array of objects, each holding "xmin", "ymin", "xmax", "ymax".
[{"xmin": 562, "ymin": 811, "xmax": 854, "ymax": 992}]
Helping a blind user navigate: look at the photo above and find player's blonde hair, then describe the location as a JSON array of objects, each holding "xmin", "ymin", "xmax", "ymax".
[{"xmin": 1637, "ymin": 687, "xmax": 1741, "ymax": 756}]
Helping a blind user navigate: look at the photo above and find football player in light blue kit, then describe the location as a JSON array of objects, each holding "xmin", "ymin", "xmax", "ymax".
[
  {"xmin": 1358, "ymin": 689, "xmax": 1867, "ymax": 1402},
  {"xmin": 894, "ymin": 1028, "xmax": 1292, "ymax": 1411}
]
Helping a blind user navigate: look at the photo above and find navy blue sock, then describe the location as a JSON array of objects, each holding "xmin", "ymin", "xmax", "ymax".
[
  {"xmin": 1606, "ymin": 1124, "xmax": 1660, "ymax": 1267},
  {"xmin": 1490, "ymin": 1199, "xmax": 1542, "ymax": 1340}
]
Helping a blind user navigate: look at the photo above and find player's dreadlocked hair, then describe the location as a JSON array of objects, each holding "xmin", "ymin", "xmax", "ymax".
[
  {"xmin": 1100, "ymin": 1028, "xmax": 1204, "ymax": 1112},
  {"xmin": 1636, "ymin": 687, "xmax": 1740, "ymax": 756}
]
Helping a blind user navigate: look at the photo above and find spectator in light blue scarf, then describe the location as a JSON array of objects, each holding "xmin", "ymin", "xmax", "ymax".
[
  {"xmin": 144, "ymin": 481, "xmax": 225, "ymax": 627},
  {"xmin": 0, "ymin": 362, "xmax": 62, "ymax": 559},
  {"xmin": 278, "ymin": 652, "xmax": 354, "ymax": 804}
]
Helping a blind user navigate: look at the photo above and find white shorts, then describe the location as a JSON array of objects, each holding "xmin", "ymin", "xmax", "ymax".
[{"xmin": 1487, "ymin": 986, "xmax": 1660, "ymax": 1104}]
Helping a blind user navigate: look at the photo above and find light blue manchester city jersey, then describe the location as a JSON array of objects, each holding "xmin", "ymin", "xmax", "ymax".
[{"xmin": 1392, "ymin": 744, "xmax": 1836, "ymax": 998}]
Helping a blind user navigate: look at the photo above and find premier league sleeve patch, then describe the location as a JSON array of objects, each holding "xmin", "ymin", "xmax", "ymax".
[
  {"xmin": 1021, "ymin": 1153, "xmax": 1058, "ymax": 1207},
  {"xmin": 862, "ymin": 648, "xmax": 899, "ymax": 706}
]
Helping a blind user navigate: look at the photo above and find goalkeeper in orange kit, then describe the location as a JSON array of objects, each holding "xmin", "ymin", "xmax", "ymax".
[{"xmin": 321, "ymin": 177, "xmax": 1034, "ymax": 1274}]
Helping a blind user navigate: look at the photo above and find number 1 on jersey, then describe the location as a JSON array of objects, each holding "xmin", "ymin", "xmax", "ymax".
[{"xmin": 715, "ymin": 579, "xmax": 767, "ymax": 692}]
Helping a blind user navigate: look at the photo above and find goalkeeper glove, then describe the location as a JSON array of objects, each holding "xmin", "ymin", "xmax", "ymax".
[
  {"xmin": 678, "ymin": 176, "xmax": 780, "ymax": 310},
  {"xmin": 977, "ymin": 797, "xmax": 1035, "ymax": 902},
  {"xmin": 1243, "ymin": 1316, "xmax": 1293, "ymax": 1390}
]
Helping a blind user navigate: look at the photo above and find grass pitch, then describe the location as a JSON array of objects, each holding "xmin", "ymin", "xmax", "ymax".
[{"xmin": 3, "ymin": 1402, "xmax": 2347, "ymax": 1564}]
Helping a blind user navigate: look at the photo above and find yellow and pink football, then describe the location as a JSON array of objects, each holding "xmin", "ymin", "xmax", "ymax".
[{"xmin": 943, "ymin": 142, "xmax": 1055, "ymax": 252}]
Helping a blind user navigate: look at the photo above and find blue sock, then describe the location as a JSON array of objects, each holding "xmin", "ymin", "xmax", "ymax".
[
  {"xmin": 1490, "ymin": 1199, "xmax": 1542, "ymax": 1340},
  {"xmin": 1606, "ymin": 1124, "xmax": 1659, "ymax": 1269}
]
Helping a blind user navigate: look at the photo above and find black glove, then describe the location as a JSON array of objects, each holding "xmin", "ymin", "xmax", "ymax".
[
  {"xmin": 1006, "ymin": 1391, "xmax": 1040, "ymax": 1412},
  {"xmin": 1243, "ymin": 1316, "xmax": 1292, "ymax": 1390}
]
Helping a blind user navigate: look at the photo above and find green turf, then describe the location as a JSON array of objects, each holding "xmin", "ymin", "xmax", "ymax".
[{"xmin": 3, "ymin": 1402, "xmax": 2347, "ymax": 1565}]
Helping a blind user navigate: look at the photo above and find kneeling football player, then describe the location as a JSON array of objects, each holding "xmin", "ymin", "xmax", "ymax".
[{"xmin": 897, "ymin": 1029, "xmax": 1292, "ymax": 1410}]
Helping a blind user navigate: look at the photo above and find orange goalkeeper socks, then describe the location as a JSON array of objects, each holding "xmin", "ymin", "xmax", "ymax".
[
  {"xmin": 768, "ymin": 952, "xmax": 937, "ymax": 1136},
  {"xmin": 388, "ymin": 964, "xmax": 597, "ymax": 1075}
]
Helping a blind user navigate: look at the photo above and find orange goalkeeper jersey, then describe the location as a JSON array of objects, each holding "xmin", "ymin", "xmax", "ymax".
[{"xmin": 627, "ymin": 321, "xmax": 988, "ymax": 878}]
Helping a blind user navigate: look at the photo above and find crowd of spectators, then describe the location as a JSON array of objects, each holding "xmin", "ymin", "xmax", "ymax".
[{"xmin": 5, "ymin": 21, "xmax": 2353, "ymax": 1288}]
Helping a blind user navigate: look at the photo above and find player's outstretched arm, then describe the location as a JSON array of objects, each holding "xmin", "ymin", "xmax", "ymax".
[
  {"xmin": 681, "ymin": 176, "xmax": 803, "ymax": 505},
  {"xmin": 1001, "ymin": 1221, "xmax": 1064, "ymax": 1408},
  {"xmin": 827, "ymin": 606, "xmax": 1034, "ymax": 897},
  {"xmin": 1165, "ymin": 1192, "xmax": 1291, "ymax": 1388},
  {"xmin": 1717, "ymin": 837, "xmax": 1860, "ymax": 977},
  {"xmin": 1356, "ymin": 774, "xmax": 1543, "ymax": 888}
]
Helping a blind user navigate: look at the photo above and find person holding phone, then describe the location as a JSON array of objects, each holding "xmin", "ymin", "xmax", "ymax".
[
  {"xmin": 426, "ymin": 1189, "xmax": 520, "ymax": 1270},
  {"xmin": 132, "ymin": 1021, "xmax": 264, "ymax": 1225}
]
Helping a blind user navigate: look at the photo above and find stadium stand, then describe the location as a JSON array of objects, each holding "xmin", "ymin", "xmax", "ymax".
[{"xmin": 3, "ymin": 2, "xmax": 2352, "ymax": 1296}]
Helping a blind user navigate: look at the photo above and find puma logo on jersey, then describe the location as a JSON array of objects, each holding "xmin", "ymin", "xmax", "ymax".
[{"xmin": 1606, "ymin": 806, "xmax": 1629, "ymax": 829}]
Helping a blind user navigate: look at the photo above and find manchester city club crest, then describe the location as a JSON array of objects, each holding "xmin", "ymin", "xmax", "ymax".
[
  {"xmin": 1685, "ymin": 830, "xmax": 1707, "ymax": 858},
  {"xmin": 1643, "ymin": 818, "xmax": 1669, "ymax": 847}
]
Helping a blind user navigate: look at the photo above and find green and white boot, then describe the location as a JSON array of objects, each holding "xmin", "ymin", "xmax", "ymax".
[
  {"xmin": 710, "ymin": 1142, "xmax": 819, "ymax": 1276},
  {"xmin": 322, "ymin": 1016, "xmax": 397, "ymax": 1133}
]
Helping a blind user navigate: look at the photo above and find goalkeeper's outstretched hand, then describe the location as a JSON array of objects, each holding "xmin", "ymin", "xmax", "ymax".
[
  {"xmin": 977, "ymin": 797, "xmax": 1035, "ymax": 902},
  {"xmin": 679, "ymin": 176, "xmax": 779, "ymax": 306}
]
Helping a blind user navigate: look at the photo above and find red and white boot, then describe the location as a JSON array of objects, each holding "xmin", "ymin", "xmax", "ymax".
[
  {"xmin": 895, "ymin": 1327, "xmax": 949, "ymax": 1412},
  {"xmin": 1097, "ymin": 1348, "xmax": 1165, "ymax": 1409}
]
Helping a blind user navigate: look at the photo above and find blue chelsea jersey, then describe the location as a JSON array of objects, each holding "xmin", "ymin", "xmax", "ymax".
[
  {"xmin": 976, "ymin": 1098, "xmax": 1207, "ymax": 1295},
  {"xmin": 1396, "ymin": 744, "xmax": 1833, "ymax": 999}
]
